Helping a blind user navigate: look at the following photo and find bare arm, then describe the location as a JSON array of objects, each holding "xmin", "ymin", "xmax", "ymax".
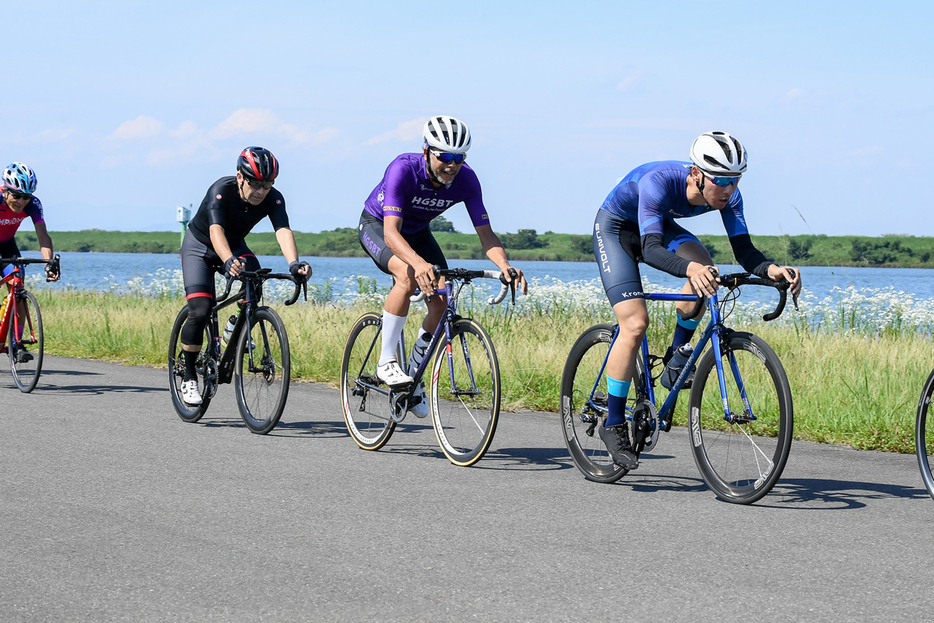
[
  {"xmin": 34, "ymin": 221, "xmax": 59, "ymax": 282},
  {"xmin": 209, "ymin": 224, "xmax": 242, "ymax": 276},
  {"xmin": 383, "ymin": 215, "xmax": 437, "ymax": 292},
  {"xmin": 275, "ymin": 227, "xmax": 311, "ymax": 278},
  {"xmin": 475, "ymin": 225, "xmax": 528, "ymax": 294},
  {"xmin": 34, "ymin": 221, "xmax": 54, "ymax": 260}
]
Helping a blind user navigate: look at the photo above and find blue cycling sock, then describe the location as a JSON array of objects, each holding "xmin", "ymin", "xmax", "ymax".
[
  {"xmin": 605, "ymin": 376, "xmax": 631, "ymax": 428},
  {"xmin": 670, "ymin": 314, "xmax": 700, "ymax": 354}
]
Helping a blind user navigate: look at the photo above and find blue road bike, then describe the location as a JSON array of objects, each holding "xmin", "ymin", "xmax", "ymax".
[{"xmin": 560, "ymin": 270, "xmax": 797, "ymax": 504}]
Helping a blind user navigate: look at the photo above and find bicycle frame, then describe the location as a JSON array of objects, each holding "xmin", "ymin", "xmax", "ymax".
[
  {"xmin": 588, "ymin": 288, "xmax": 754, "ymax": 433},
  {"xmin": 210, "ymin": 277, "xmax": 265, "ymax": 385},
  {"xmin": 0, "ymin": 267, "xmax": 31, "ymax": 346},
  {"xmin": 405, "ymin": 279, "xmax": 469, "ymax": 388},
  {"xmin": 350, "ymin": 273, "xmax": 500, "ymax": 415}
]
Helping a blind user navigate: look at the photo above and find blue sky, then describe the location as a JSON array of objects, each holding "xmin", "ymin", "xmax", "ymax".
[{"xmin": 6, "ymin": 0, "xmax": 932, "ymax": 237}]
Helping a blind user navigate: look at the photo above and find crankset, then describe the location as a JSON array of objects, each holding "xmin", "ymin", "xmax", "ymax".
[
  {"xmin": 632, "ymin": 398, "xmax": 660, "ymax": 452},
  {"xmin": 389, "ymin": 389, "xmax": 412, "ymax": 424},
  {"xmin": 202, "ymin": 357, "xmax": 219, "ymax": 399}
]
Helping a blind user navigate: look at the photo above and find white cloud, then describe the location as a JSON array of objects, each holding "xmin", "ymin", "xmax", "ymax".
[
  {"xmin": 171, "ymin": 120, "xmax": 199, "ymax": 139},
  {"xmin": 781, "ymin": 88, "xmax": 805, "ymax": 102},
  {"xmin": 365, "ymin": 118, "xmax": 427, "ymax": 145},
  {"xmin": 616, "ymin": 72, "xmax": 643, "ymax": 92},
  {"xmin": 112, "ymin": 115, "xmax": 166, "ymax": 139},
  {"xmin": 210, "ymin": 108, "xmax": 279, "ymax": 139},
  {"xmin": 311, "ymin": 127, "xmax": 340, "ymax": 145}
]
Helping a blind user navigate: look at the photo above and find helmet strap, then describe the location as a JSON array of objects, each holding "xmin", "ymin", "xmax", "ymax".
[
  {"xmin": 424, "ymin": 150, "xmax": 444, "ymax": 187},
  {"xmin": 694, "ymin": 169, "xmax": 706, "ymax": 194}
]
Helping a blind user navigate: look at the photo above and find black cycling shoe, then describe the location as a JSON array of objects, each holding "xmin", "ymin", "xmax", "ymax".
[
  {"xmin": 13, "ymin": 346, "xmax": 33, "ymax": 363},
  {"xmin": 598, "ymin": 423, "xmax": 639, "ymax": 470}
]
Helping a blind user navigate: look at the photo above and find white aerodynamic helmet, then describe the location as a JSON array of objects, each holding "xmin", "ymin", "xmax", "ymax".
[
  {"xmin": 423, "ymin": 115, "xmax": 471, "ymax": 154},
  {"xmin": 690, "ymin": 131, "xmax": 747, "ymax": 176}
]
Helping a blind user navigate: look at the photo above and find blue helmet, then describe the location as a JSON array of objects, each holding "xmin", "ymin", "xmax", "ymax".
[{"xmin": 2, "ymin": 162, "xmax": 37, "ymax": 194}]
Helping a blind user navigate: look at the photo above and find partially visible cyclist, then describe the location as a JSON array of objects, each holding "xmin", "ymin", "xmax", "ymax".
[
  {"xmin": 0, "ymin": 162, "xmax": 59, "ymax": 362},
  {"xmin": 179, "ymin": 147, "xmax": 310, "ymax": 406},
  {"xmin": 358, "ymin": 114, "xmax": 527, "ymax": 418},
  {"xmin": 592, "ymin": 131, "xmax": 803, "ymax": 469}
]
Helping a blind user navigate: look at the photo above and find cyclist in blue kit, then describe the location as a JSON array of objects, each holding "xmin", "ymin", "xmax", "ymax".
[
  {"xmin": 592, "ymin": 131, "xmax": 802, "ymax": 469},
  {"xmin": 178, "ymin": 147, "xmax": 310, "ymax": 406},
  {"xmin": 358, "ymin": 115, "xmax": 527, "ymax": 418}
]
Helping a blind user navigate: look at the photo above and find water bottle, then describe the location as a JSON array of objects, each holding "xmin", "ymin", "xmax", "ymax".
[
  {"xmin": 221, "ymin": 315, "xmax": 237, "ymax": 350},
  {"xmin": 661, "ymin": 343, "xmax": 693, "ymax": 390},
  {"xmin": 407, "ymin": 333, "xmax": 431, "ymax": 375}
]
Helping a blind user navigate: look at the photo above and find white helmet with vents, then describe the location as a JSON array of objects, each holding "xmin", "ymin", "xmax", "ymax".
[
  {"xmin": 423, "ymin": 115, "xmax": 471, "ymax": 154},
  {"xmin": 690, "ymin": 131, "xmax": 747, "ymax": 176}
]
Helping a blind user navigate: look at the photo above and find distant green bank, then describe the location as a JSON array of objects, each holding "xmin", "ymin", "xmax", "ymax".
[{"xmin": 16, "ymin": 227, "xmax": 934, "ymax": 268}]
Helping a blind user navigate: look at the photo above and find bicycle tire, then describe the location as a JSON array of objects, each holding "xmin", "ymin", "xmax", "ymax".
[
  {"xmin": 340, "ymin": 312, "xmax": 397, "ymax": 451},
  {"xmin": 168, "ymin": 306, "xmax": 214, "ymax": 423},
  {"xmin": 429, "ymin": 318, "xmax": 500, "ymax": 466},
  {"xmin": 235, "ymin": 307, "xmax": 290, "ymax": 435},
  {"xmin": 560, "ymin": 323, "xmax": 643, "ymax": 483},
  {"xmin": 688, "ymin": 331, "xmax": 793, "ymax": 504},
  {"xmin": 8, "ymin": 290, "xmax": 44, "ymax": 393},
  {"xmin": 915, "ymin": 368, "xmax": 934, "ymax": 501}
]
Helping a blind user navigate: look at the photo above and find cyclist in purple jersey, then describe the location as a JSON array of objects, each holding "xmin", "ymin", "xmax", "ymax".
[
  {"xmin": 358, "ymin": 115, "xmax": 527, "ymax": 418},
  {"xmin": 592, "ymin": 132, "xmax": 802, "ymax": 469},
  {"xmin": 0, "ymin": 162, "xmax": 58, "ymax": 282},
  {"xmin": 177, "ymin": 147, "xmax": 310, "ymax": 406}
]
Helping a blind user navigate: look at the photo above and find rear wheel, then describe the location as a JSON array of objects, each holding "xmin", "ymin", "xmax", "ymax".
[
  {"xmin": 688, "ymin": 332, "xmax": 793, "ymax": 504},
  {"xmin": 340, "ymin": 312, "xmax": 397, "ymax": 450},
  {"xmin": 235, "ymin": 308, "xmax": 290, "ymax": 434},
  {"xmin": 168, "ymin": 306, "xmax": 215, "ymax": 422},
  {"xmin": 8, "ymin": 290, "xmax": 44, "ymax": 393},
  {"xmin": 560, "ymin": 324, "xmax": 645, "ymax": 483}
]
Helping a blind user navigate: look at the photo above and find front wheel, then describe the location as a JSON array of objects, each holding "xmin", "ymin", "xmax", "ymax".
[
  {"xmin": 430, "ymin": 318, "xmax": 500, "ymax": 466},
  {"xmin": 915, "ymin": 368, "xmax": 934, "ymax": 501},
  {"xmin": 235, "ymin": 307, "xmax": 290, "ymax": 435},
  {"xmin": 688, "ymin": 332, "xmax": 793, "ymax": 504},
  {"xmin": 168, "ymin": 306, "xmax": 215, "ymax": 422},
  {"xmin": 9, "ymin": 290, "xmax": 44, "ymax": 393},
  {"xmin": 340, "ymin": 312, "xmax": 397, "ymax": 451}
]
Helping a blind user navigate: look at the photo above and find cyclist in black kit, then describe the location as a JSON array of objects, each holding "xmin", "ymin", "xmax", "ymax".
[{"xmin": 178, "ymin": 146, "xmax": 310, "ymax": 405}]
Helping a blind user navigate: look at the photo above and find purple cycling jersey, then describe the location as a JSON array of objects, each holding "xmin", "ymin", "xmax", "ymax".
[
  {"xmin": 0, "ymin": 196, "xmax": 44, "ymax": 244},
  {"xmin": 363, "ymin": 153, "xmax": 489, "ymax": 235},
  {"xmin": 600, "ymin": 161, "xmax": 749, "ymax": 238}
]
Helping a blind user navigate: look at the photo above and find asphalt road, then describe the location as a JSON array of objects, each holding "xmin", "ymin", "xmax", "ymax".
[{"xmin": 1, "ymin": 356, "xmax": 932, "ymax": 622}]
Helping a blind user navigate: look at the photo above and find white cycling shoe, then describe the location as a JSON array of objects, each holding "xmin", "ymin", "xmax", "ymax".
[
  {"xmin": 376, "ymin": 360, "xmax": 414, "ymax": 387},
  {"xmin": 410, "ymin": 383, "xmax": 429, "ymax": 418},
  {"xmin": 180, "ymin": 379, "xmax": 203, "ymax": 406}
]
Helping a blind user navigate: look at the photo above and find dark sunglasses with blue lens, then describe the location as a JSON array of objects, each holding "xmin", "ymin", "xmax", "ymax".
[
  {"xmin": 706, "ymin": 174, "xmax": 741, "ymax": 187},
  {"xmin": 430, "ymin": 149, "xmax": 466, "ymax": 165}
]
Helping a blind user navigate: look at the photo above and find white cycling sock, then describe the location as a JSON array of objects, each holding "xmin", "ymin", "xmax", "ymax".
[{"xmin": 379, "ymin": 310, "xmax": 407, "ymax": 366}]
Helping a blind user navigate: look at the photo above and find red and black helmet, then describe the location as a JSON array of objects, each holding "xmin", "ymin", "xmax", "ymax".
[{"xmin": 237, "ymin": 146, "xmax": 279, "ymax": 181}]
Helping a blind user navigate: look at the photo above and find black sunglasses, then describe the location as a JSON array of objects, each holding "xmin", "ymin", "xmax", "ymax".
[
  {"xmin": 5, "ymin": 189, "xmax": 31, "ymax": 201},
  {"xmin": 246, "ymin": 179, "xmax": 274, "ymax": 190}
]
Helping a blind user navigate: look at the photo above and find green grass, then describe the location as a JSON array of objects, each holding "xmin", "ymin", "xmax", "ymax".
[{"xmin": 35, "ymin": 289, "xmax": 929, "ymax": 454}]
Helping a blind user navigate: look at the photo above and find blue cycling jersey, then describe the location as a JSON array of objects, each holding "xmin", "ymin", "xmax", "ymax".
[{"xmin": 600, "ymin": 161, "xmax": 749, "ymax": 238}]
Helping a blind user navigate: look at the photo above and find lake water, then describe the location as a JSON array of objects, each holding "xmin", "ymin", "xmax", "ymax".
[{"xmin": 17, "ymin": 250, "xmax": 934, "ymax": 302}]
